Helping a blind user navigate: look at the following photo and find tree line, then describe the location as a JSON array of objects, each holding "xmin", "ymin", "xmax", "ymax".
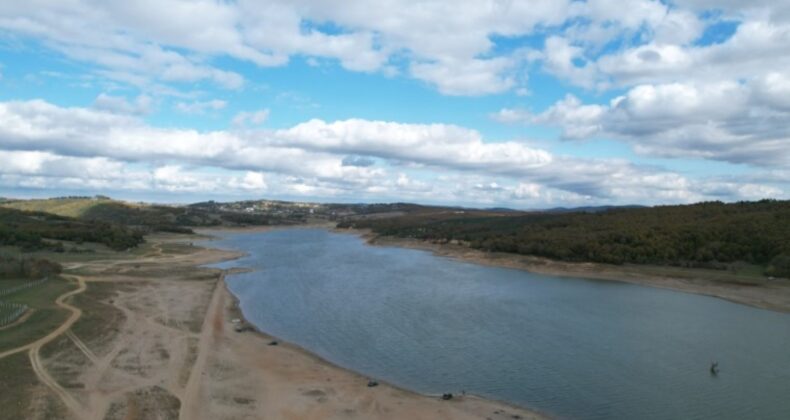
[
  {"xmin": 0, "ymin": 255, "xmax": 62, "ymax": 280},
  {"xmin": 0, "ymin": 207, "xmax": 144, "ymax": 251},
  {"xmin": 339, "ymin": 200, "xmax": 790, "ymax": 278}
]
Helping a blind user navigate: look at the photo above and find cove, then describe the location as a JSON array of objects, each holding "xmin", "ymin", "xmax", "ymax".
[{"xmin": 208, "ymin": 228, "xmax": 790, "ymax": 420}]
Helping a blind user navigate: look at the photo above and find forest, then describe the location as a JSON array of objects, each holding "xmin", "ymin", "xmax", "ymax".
[
  {"xmin": 339, "ymin": 200, "xmax": 790, "ymax": 278},
  {"xmin": 83, "ymin": 202, "xmax": 274, "ymax": 231},
  {"xmin": 0, "ymin": 207, "xmax": 144, "ymax": 251}
]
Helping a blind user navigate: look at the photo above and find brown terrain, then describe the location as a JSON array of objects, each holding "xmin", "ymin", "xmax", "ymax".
[{"xmin": 0, "ymin": 230, "xmax": 545, "ymax": 420}]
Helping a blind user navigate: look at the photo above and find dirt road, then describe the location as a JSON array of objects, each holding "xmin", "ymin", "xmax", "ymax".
[{"xmin": 4, "ymin": 233, "xmax": 544, "ymax": 420}]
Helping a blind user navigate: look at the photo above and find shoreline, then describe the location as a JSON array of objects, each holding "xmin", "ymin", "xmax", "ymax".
[
  {"xmin": 343, "ymin": 228, "xmax": 790, "ymax": 314},
  {"xmin": 198, "ymin": 226, "xmax": 549, "ymax": 420},
  {"xmin": 220, "ymin": 279, "xmax": 548, "ymax": 419}
]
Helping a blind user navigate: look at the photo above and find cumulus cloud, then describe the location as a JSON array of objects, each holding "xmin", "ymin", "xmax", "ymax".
[
  {"xmin": 0, "ymin": 0, "xmax": 577, "ymax": 96},
  {"xmin": 410, "ymin": 57, "xmax": 517, "ymax": 96},
  {"xmin": 0, "ymin": 98, "xmax": 784, "ymax": 205},
  {"xmin": 497, "ymin": 81, "xmax": 790, "ymax": 166},
  {"xmin": 341, "ymin": 155, "xmax": 376, "ymax": 167},
  {"xmin": 1, "ymin": 0, "xmax": 786, "ymax": 103}
]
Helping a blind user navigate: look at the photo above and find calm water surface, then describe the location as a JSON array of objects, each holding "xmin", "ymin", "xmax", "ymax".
[{"xmin": 209, "ymin": 228, "xmax": 790, "ymax": 420}]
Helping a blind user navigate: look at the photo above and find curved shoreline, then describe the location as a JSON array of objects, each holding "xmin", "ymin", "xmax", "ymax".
[
  {"xmin": 348, "ymin": 228, "xmax": 790, "ymax": 313},
  {"xmin": 197, "ymin": 227, "xmax": 549, "ymax": 420}
]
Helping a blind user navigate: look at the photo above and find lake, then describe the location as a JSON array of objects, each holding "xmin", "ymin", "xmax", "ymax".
[{"xmin": 208, "ymin": 228, "xmax": 790, "ymax": 420}]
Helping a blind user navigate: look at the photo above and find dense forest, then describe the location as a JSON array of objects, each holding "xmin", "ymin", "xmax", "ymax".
[
  {"xmin": 0, "ymin": 207, "xmax": 144, "ymax": 251},
  {"xmin": 339, "ymin": 200, "xmax": 790, "ymax": 278}
]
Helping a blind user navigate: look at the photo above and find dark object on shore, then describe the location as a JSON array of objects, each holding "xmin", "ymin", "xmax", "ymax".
[
  {"xmin": 710, "ymin": 361, "xmax": 719, "ymax": 375},
  {"xmin": 268, "ymin": 340, "xmax": 278, "ymax": 346},
  {"xmin": 441, "ymin": 393, "xmax": 453, "ymax": 400},
  {"xmin": 367, "ymin": 380, "xmax": 379, "ymax": 387}
]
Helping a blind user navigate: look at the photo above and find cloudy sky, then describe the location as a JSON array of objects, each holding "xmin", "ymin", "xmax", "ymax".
[{"xmin": 0, "ymin": 1, "xmax": 788, "ymax": 208}]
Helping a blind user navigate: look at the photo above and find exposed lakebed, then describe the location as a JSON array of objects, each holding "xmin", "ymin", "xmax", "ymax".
[{"xmin": 208, "ymin": 228, "xmax": 790, "ymax": 420}]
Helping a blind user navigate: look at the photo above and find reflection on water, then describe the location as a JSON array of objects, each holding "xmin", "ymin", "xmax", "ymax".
[{"xmin": 209, "ymin": 228, "xmax": 790, "ymax": 420}]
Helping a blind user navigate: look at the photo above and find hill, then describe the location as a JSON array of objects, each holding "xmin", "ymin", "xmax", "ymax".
[
  {"xmin": 1, "ymin": 197, "xmax": 280, "ymax": 233},
  {"xmin": 0, "ymin": 196, "xmax": 113, "ymax": 218},
  {"xmin": 339, "ymin": 200, "xmax": 790, "ymax": 278},
  {"xmin": 0, "ymin": 207, "xmax": 144, "ymax": 251}
]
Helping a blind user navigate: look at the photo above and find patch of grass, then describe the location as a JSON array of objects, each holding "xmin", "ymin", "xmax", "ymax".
[
  {"xmin": 0, "ymin": 352, "xmax": 37, "ymax": 419},
  {"xmin": 1, "ymin": 197, "xmax": 112, "ymax": 218},
  {"xmin": 40, "ymin": 334, "xmax": 91, "ymax": 390},
  {"xmin": 178, "ymin": 337, "xmax": 199, "ymax": 387},
  {"xmin": 0, "ymin": 279, "xmax": 34, "ymax": 290},
  {"xmin": 132, "ymin": 386, "xmax": 181, "ymax": 419},
  {"xmin": 0, "ymin": 304, "xmax": 24, "ymax": 324},
  {"xmin": 2, "ymin": 277, "xmax": 74, "ymax": 306},
  {"xmin": 0, "ymin": 278, "xmax": 76, "ymax": 353},
  {"xmin": 0, "ymin": 309, "xmax": 69, "ymax": 354},
  {"xmin": 70, "ymin": 282, "xmax": 126, "ymax": 355}
]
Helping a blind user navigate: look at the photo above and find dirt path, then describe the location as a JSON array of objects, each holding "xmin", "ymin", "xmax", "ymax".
[
  {"xmin": 0, "ymin": 276, "xmax": 85, "ymax": 361},
  {"xmin": 178, "ymin": 279, "xmax": 223, "ymax": 420},
  {"xmin": 65, "ymin": 330, "xmax": 99, "ymax": 365},
  {"xmin": 5, "ymin": 232, "xmax": 545, "ymax": 420},
  {"xmin": 180, "ymin": 281, "xmax": 544, "ymax": 420},
  {"xmin": 27, "ymin": 276, "xmax": 88, "ymax": 418},
  {"xmin": 0, "ymin": 307, "xmax": 35, "ymax": 331}
]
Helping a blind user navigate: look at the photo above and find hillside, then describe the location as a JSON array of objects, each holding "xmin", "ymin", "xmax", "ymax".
[
  {"xmin": 1, "ymin": 197, "xmax": 279, "ymax": 232},
  {"xmin": 340, "ymin": 200, "xmax": 790, "ymax": 278},
  {"xmin": 0, "ymin": 196, "xmax": 114, "ymax": 218},
  {"xmin": 0, "ymin": 207, "xmax": 144, "ymax": 251}
]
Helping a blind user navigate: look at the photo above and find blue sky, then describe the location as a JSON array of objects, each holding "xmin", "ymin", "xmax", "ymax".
[{"xmin": 0, "ymin": 1, "xmax": 788, "ymax": 208}]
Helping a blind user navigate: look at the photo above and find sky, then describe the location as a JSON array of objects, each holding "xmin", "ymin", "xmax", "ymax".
[{"xmin": 0, "ymin": 0, "xmax": 788, "ymax": 209}]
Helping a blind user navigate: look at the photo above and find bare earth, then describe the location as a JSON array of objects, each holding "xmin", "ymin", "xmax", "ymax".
[
  {"xmin": 3, "ymin": 231, "xmax": 545, "ymax": 420},
  {"xmin": 358, "ymin": 230, "xmax": 790, "ymax": 313}
]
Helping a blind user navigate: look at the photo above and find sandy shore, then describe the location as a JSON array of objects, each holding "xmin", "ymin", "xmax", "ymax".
[
  {"xmin": 350, "ymin": 229, "xmax": 790, "ymax": 313},
  {"xmin": 13, "ymin": 224, "xmax": 788, "ymax": 419},
  {"xmin": 194, "ymin": 227, "xmax": 548, "ymax": 420},
  {"xmin": 6, "ymin": 229, "xmax": 546, "ymax": 419}
]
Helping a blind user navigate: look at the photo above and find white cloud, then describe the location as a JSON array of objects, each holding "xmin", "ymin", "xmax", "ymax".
[
  {"xmin": 93, "ymin": 93, "xmax": 152, "ymax": 115},
  {"xmin": 1, "ymin": 0, "xmax": 785, "ymax": 106},
  {"xmin": 410, "ymin": 57, "xmax": 517, "ymax": 96},
  {"xmin": 501, "ymin": 81, "xmax": 790, "ymax": 166},
  {"xmin": 232, "ymin": 109, "xmax": 270, "ymax": 127},
  {"xmin": 0, "ymin": 98, "xmax": 784, "ymax": 205},
  {"xmin": 274, "ymin": 118, "xmax": 553, "ymax": 173},
  {"xmin": 0, "ymin": 0, "xmax": 576, "ymax": 96},
  {"xmin": 175, "ymin": 99, "xmax": 227, "ymax": 115}
]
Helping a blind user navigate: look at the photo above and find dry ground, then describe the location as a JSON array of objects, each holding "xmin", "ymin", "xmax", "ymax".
[{"xmin": 0, "ymin": 231, "xmax": 545, "ymax": 420}]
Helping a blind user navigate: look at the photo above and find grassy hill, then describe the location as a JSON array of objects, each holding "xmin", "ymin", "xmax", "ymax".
[
  {"xmin": 1, "ymin": 197, "xmax": 275, "ymax": 232},
  {"xmin": 0, "ymin": 196, "xmax": 114, "ymax": 218},
  {"xmin": 0, "ymin": 207, "xmax": 144, "ymax": 251}
]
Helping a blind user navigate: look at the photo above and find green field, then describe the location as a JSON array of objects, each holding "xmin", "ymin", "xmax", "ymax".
[
  {"xmin": 0, "ymin": 352, "xmax": 40, "ymax": 419},
  {"xmin": 0, "ymin": 278, "xmax": 76, "ymax": 353}
]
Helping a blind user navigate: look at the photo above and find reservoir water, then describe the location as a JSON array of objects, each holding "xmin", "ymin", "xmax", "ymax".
[{"xmin": 209, "ymin": 228, "xmax": 790, "ymax": 420}]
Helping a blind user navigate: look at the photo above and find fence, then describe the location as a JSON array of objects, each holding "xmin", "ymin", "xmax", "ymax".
[
  {"xmin": 0, "ymin": 277, "xmax": 48, "ymax": 326},
  {"xmin": 0, "ymin": 301, "xmax": 28, "ymax": 327},
  {"xmin": 0, "ymin": 277, "xmax": 49, "ymax": 297}
]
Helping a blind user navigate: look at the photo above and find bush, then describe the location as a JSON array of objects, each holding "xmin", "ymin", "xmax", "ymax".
[
  {"xmin": 766, "ymin": 255, "xmax": 790, "ymax": 278},
  {"xmin": 0, "ymin": 255, "xmax": 62, "ymax": 279}
]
